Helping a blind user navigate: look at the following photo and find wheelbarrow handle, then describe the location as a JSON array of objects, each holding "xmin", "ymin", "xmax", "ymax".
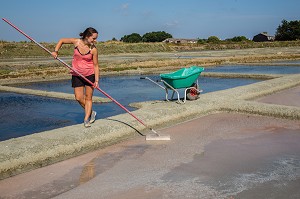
[{"xmin": 140, "ymin": 76, "xmax": 165, "ymax": 90}]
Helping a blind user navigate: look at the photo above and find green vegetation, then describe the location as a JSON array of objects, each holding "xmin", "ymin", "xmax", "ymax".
[
  {"xmin": 121, "ymin": 31, "xmax": 173, "ymax": 43},
  {"xmin": 207, "ymin": 36, "xmax": 221, "ymax": 43},
  {"xmin": 1, "ymin": 19, "xmax": 299, "ymax": 80},
  {"xmin": 120, "ymin": 33, "xmax": 142, "ymax": 43},
  {"xmin": 142, "ymin": 31, "xmax": 172, "ymax": 42},
  {"xmin": 275, "ymin": 19, "xmax": 300, "ymax": 41},
  {"xmin": 226, "ymin": 36, "xmax": 249, "ymax": 42},
  {"xmin": 119, "ymin": 19, "xmax": 300, "ymax": 44},
  {"xmin": 1, "ymin": 40, "xmax": 300, "ymax": 59},
  {"xmin": 197, "ymin": 36, "xmax": 250, "ymax": 44}
]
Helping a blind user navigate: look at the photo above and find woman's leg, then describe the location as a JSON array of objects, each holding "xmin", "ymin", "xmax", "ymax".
[
  {"xmin": 74, "ymin": 86, "xmax": 86, "ymax": 109},
  {"xmin": 83, "ymin": 85, "xmax": 94, "ymax": 121}
]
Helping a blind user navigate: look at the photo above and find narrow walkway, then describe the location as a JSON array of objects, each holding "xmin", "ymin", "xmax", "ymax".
[{"xmin": 0, "ymin": 85, "xmax": 110, "ymax": 102}]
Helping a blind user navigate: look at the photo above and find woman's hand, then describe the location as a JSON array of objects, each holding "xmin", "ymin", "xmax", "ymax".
[
  {"xmin": 94, "ymin": 81, "xmax": 99, "ymax": 88},
  {"xmin": 51, "ymin": 51, "xmax": 58, "ymax": 59}
]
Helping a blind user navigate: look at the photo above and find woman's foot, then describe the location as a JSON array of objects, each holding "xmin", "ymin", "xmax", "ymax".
[
  {"xmin": 90, "ymin": 111, "xmax": 97, "ymax": 123},
  {"xmin": 84, "ymin": 120, "xmax": 91, "ymax": 128}
]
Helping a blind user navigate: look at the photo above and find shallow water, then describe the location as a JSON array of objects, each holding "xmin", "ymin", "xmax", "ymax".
[
  {"xmin": 1, "ymin": 75, "xmax": 261, "ymax": 141},
  {"xmin": 163, "ymin": 130, "xmax": 300, "ymax": 198},
  {"xmin": 0, "ymin": 92, "xmax": 127, "ymax": 141},
  {"xmin": 13, "ymin": 75, "xmax": 260, "ymax": 103},
  {"xmin": 205, "ymin": 65, "xmax": 300, "ymax": 74}
]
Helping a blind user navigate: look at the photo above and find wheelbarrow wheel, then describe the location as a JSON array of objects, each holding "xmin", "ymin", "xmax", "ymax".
[{"xmin": 186, "ymin": 84, "xmax": 200, "ymax": 101}]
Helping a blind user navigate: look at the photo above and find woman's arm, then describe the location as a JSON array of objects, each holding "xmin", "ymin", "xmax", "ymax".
[
  {"xmin": 51, "ymin": 38, "xmax": 77, "ymax": 58},
  {"xmin": 92, "ymin": 47, "xmax": 99, "ymax": 87}
]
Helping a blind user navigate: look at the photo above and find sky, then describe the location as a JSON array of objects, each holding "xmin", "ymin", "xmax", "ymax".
[{"xmin": 1, "ymin": 0, "xmax": 299, "ymax": 42}]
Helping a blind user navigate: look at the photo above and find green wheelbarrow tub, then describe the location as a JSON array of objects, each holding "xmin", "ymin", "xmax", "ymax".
[{"xmin": 160, "ymin": 66, "xmax": 204, "ymax": 89}]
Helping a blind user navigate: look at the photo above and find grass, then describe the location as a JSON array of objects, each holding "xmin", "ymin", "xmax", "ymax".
[
  {"xmin": 0, "ymin": 41, "xmax": 173, "ymax": 58},
  {"xmin": 1, "ymin": 40, "xmax": 300, "ymax": 79},
  {"xmin": 1, "ymin": 40, "xmax": 300, "ymax": 58}
]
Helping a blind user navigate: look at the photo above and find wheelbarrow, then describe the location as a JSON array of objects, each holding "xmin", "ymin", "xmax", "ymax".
[{"xmin": 141, "ymin": 66, "xmax": 204, "ymax": 103}]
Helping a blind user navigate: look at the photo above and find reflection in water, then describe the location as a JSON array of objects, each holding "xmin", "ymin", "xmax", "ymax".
[{"xmin": 79, "ymin": 161, "xmax": 95, "ymax": 184}]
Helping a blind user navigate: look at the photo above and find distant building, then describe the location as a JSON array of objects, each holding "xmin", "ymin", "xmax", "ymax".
[
  {"xmin": 162, "ymin": 38, "xmax": 198, "ymax": 44},
  {"xmin": 252, "ymin": 32, "xmax": 275, "ymax": 42}
]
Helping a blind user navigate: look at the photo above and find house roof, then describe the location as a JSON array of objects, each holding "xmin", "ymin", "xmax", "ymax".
[
  {"xmin": 257, "ymin": 32, "xmax": 274, "ymax": 37},
  {"xmin": 162, "ymin": 38, "xmax": 198, "ymax": 42}
]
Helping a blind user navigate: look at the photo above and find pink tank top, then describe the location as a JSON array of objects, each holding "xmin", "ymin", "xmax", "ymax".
[{"xmin": 71, "ymin": 47, "xmax": 94, "ymax": 76}]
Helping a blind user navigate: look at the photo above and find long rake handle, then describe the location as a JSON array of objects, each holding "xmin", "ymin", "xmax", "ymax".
[{"xmin": 2, "ymin": 18, "xmax": 149, "ymax": 128}]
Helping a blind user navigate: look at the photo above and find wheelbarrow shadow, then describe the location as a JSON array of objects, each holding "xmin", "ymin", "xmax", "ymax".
[{"xmin": 105, "ymin": 118, "xmax": 145, "ymax": 137}]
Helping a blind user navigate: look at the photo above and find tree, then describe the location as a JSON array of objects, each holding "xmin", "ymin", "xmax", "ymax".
[
  {"xmin": 142, "ymin": 31, "xmax": 172, "ymax": 42},
  {"xmin": 226, "ymin": 36, "xmax": 249, "ymax": 42},
  {"xmin": 197, "ymin": 38, "xmax": 207, "ymax": 44},
  {"xmin": 207, "ymin": 36, "xmax": 220, "ymax": 43},
  {"xmin": 275, "ymin": 19, "xmax": 300, "ymax": 41},
  {"xmin": 121, "ymin": 33, "xmax": 142, "ymax": 43}
]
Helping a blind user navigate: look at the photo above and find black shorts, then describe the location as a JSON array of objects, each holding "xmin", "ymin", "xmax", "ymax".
[{"xmin": 72, "ymin": 74, "xmax": 95, "ymax": 88}]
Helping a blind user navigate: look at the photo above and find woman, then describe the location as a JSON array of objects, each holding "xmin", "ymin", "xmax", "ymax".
[{"xmin": 52, "ymin": 27, "xmax": 99, "ymax": 127}]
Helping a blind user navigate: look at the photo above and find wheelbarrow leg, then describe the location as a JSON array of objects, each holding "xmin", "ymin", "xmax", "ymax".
[
  {"xmin": 171, "ymin": 90, "xmax": 175, "ymax": 100},
  {"xmin": 166, "ymin": 88, "xmax": 180, "ymax": 103},
  {"xmin": 170, "ymin": 89, "xmax": 181, "ymax": 103},
  {"xmin": 161, "ymin": 80, "xmax": 182, "ymax": 103},
  {"xmin": 165, "ymin": 88, "xmax": 170, "ymax": 101},
  {"xmin": 184, "ymin": 89, "xmax": 188, "ymax": 103}
]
